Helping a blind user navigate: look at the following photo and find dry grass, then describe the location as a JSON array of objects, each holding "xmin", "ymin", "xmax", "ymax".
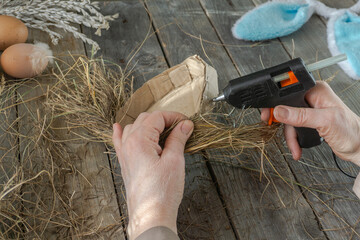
[
  {"xmin": 184, "ymin": 113, "xmax": 277, "ymax": 154},
  {"xmin": 0, "ymin": 54, "xmax": 279, "ymax": 238},
  {"xmin": 1, "ymin": 54, "xmax": 358, "ymax": 239},
  {"xmin": 44, "ymin": 56, "xmax": 130, "ymax": 145},
  {"xmin": 46, "ymin": 55, "xmax": 279, "ymax": 153},
  {"xmin": 0, "ymin": 69, "xmax": 125, "ymax": 239}
]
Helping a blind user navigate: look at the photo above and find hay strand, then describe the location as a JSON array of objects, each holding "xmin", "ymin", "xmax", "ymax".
[{"xmin": 45, "ymin": 55, "xmax": 279, "ymax": 154}]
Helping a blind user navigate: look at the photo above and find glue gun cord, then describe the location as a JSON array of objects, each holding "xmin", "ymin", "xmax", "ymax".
[{"xmin": 332, "ymin": 150, "xmax": 356, "ymax": 179}]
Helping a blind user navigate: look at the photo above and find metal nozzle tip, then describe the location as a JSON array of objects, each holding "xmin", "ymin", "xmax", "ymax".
[{"xmin": 213, "ymin": 94, "xmax": 225, "ymax": 102}]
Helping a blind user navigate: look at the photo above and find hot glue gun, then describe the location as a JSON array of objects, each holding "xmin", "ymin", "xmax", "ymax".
[{"xmin": 213, "ymin": 54, "xmax": 347, "ymax": 149}]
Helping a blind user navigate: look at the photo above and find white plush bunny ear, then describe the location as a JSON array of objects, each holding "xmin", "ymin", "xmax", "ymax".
[
  {"xmin": 232, "ymin": 1, "xmax": 315, "ymax": 41},
  {"xmin": 328, "ymin": 11, "xmax": 360, "ymax": 80}
]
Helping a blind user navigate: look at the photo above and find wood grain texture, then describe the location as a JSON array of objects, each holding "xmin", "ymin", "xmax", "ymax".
[
  {"xmin": 178, "ymin": 155, "xmax": 236, "ymax": 240},
  {"xmin": 0, "ymin": 87, "xmax": 17, "ymax": 186},
  {"xmin": 146, "ymin": 0, "xmax": 326, "ymax": 239},
  {"xmin": 251, "ymin": 0, "xmax": 360, "ymax": 239},
  {"xmin": 83, "ymin": 1, "xmax": 236, "ymax": 239},
  {"xmin": 276, "ymin": 1, "xmax": 360, "ymax": 239},
  {"xmin": 144, "ymin": 0, "xmax": 240, "ymax": 88},
  {"xmin": 0, "ymin": 81, "xmax": 18, "ymax": 238},
  {"xmin": 7, "ymin": 0, "xmax": 359, "ymax": 238},
  {"xmin": 318, "ymin": 0, "xmax": 355, "ymax": 8},
  {"xmin": 199, "ymin": 0, "xmax": 327, "ymax": 238},
  {"xmin": 16, "ymin": 27, "xmax": 125, "ymax": 238},
  {"xmin": 82, "ymin": 1, "xmax": 168, "ymax": 90}
]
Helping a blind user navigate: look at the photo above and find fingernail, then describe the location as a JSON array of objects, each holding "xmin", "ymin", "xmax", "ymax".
[
  {"xmin": 274, "ymin": 106, "xmax": 289, "ymax": 120},
  {"xmin": 181, "ymin": 120, "xmax": 193, "ymax": 135}
]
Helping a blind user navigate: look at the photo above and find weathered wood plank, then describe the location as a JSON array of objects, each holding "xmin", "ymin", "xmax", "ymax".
[
  {"xmin": 17, "ymin": 27, "xmax": 124, "ymax": 238},
  {"xmin": 198, "ymin": 0, "xmax": 329, "ymax": 239},
  {"xmin": 320, "ymin": 0, "xmax": 355, "ymax": 8},
  {"xmin": 83, "ymin": 1, "xmax": 236, "ymax": 239},
  {"xmin": 0, "ymin": 80, "xmax": 19, "ymax": 238},
  {"xmin": 146, "ymin": 0, "xmax": 326, "ymax": 239},
  {"xmin": 84, "ymin": 1, "xmax": 168, "ymax": 89},
  {"xmin": 274, "ymin": 1, "xmax": 360, "ymax": 239},
  {"xmin": 0, "ymin": 91, "xmax": 17, "ymax": 182},
  {"xmin": 144, "ymin": 0, "xmax": 240, "ymax": 89},
  {"xmin": 179, "ymin": 155, "xmax": 236, "ymax": 239},
  {"xmin": 82, "ymin": 3, "xmax": 168, "ymax": 223},
  {"xmin": 249, "ymin": 0, "xmax": 360, "ymax": 239}
]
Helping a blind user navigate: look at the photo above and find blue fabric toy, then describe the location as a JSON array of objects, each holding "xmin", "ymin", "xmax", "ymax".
[
  {"xmin": 232, "ymin": 2, "xmax": 313, "ymax": 41},
  {"xmin": 232, "ymin": 0, "xmax": 360, "ymax": 80}
]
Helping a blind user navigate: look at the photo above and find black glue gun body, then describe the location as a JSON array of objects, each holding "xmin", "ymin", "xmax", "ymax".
[{"xmin": 222, "ymin": 58, "xmax": 322, "ymax": 148}]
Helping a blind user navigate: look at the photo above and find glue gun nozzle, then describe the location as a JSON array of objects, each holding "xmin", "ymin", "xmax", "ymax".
[{"xmin": 213, "ymin": 94, "xmax": 225, "ymax": 102}]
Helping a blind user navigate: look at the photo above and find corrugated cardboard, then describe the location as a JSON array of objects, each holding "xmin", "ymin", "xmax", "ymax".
[{"xmin": 115, "ymin": 55, "xmax": 219, "ymax": 126}]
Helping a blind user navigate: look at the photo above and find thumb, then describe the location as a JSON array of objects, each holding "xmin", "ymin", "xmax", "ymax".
[
  {"xmin": 163, "ymin": 120, "xmax": 194, "ymax": 156},
  {"xmin": 274, "ymin": 105, "xmax": 326, "ymax": 129}
]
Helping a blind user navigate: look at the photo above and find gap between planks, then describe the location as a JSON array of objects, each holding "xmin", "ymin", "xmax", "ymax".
[
  {"xmin": 142, "ymin": 1, "xmax": 239, "ymax": 238},
  {"xmin": 273, "ymin": 23, "xmax": 330, "ymax": 240},
  {"xmin": 198, "ymin": 0, "xmax": 329, "ymax": 237},
  {"xmin": 143, "ymin": 1, "xmax": 242, "ymax": 238},
  {"xmin": 203, "ymin": 151, "xmax": 241, "ymax": 240},
  {"xmin": 143, "ymin": 1, "xmax": 171, "ymax": 68},
  {"xmin": 79, "ymin": 23, "xmax": 128, "ymax": 239}
]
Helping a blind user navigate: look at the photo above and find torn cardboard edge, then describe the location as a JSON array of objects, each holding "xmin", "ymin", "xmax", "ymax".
[{"xmin": 115, "ymin": 55, "xmax": 219, "ymax": 126}]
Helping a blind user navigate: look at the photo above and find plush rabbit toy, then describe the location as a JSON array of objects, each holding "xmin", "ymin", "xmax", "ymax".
[{"xmin": 232, "ymin": 0, "xmax": 360, "ymax": 80}]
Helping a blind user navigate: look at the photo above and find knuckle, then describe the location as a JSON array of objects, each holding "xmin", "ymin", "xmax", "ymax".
[
  {"xmin": 142, "ymin": 126, "xmax": 159, "ymax": 143},
  {"xmin": 126, "ymin": 133, "xmax": 145, "ymax": 151},
  {"xmin": 137, "ymin": 112, "xmax": 150, "ymax": 119},
  {"xmin": 123, "ymin": 124, "xmax": 132, "ymax": 132},
  {"xmin": 317, "ymin": 81, "xmax": 333, "ymax": 95},
  {"xmin": 316, "ymin": 81, "xmax": 328, "ymax": 88},
  {"xmin": 150, "ymin": 111, "xmax": 162, "ymax": 119},
  {"xmin": 125, "ymin": 126, "xmax": 158, "ymax": 149},
  {"xmin": 297, "ymin": 108, "xmax": 308, "ymax": 125},
  {"xmin": 316, "ymin": 81, "xmax": 331, "ymax": 92},
  {"xmin": 134, "ymin": 126, "xmax": 149, "ymax": 139}
]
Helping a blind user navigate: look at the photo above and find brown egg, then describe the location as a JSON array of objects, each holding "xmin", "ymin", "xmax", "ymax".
[
  {"xmin": 0, "ymin": 15, "xmax": 28, "ymax": 50},
  {"xmin": 1, "ymin": 43, "xmax": 53, "ymax": 79}
]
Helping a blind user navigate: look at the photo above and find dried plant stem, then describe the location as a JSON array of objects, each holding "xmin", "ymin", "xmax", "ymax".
[
  {"xmin": 0, "ymin": 54, "xmax": 358, "ymax": 238},
  {"xmin": 46, "ymin": 55, "xmax": 279, "ymax": 155},
  {"xmin": 0, "ymin": 0, "xmax": 118, "ymax": 51}
]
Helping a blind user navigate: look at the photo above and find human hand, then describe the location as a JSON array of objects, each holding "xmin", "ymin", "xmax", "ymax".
[
  {"xmin": 112, "ymin": 111, "xmax": 194, "ymax": 239},
  {"xmin": 261, "ymin": 81, "xmax": 360, "ymax": 166}
]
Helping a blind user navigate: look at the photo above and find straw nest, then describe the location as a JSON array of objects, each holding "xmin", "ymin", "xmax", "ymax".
[{"xmin": 45, "ymin": 56, "xmax": 279, "ymax": 154}]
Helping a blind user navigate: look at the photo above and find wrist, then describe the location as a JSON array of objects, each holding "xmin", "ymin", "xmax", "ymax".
[{"xmin": 127, "ymin": 203, "xmax": 178, "ymax": 240}]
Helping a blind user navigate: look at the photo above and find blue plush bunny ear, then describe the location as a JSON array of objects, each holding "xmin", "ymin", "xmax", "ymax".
[
  {"xmin": 328, "ymin": 11, "xmax": 360, "ymax": 79},
  {"xmin": 232, "ymin": 1, "xmax": 315, "ymax": 41}
]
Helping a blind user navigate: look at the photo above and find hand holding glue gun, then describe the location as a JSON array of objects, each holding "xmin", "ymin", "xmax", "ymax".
[
  {"xmin": 261, "ymin": 81, "xmax": 360, "ymax": 166},
  {"xmin": 213, "ymin": 54, "xmax": 360, "ymax": 175}
]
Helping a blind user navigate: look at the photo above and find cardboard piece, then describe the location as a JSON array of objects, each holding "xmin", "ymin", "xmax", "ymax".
[{"xmin": 115, "ymin": 55, "xmax": 219, "ymax": 126}]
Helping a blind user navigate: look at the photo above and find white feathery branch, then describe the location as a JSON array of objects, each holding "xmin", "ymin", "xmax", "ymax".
[{"xmin": 0, "ymin": 0, "xmax": 118, "ymax": 52}]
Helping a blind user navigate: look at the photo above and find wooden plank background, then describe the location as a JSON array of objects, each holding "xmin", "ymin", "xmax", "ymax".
[
  {"xmin": 1, "ymin": 0, "xmax": 359, "ymax": 239},
  {"xmin": 83, "ymin": 2, "xmax": 236, "ymax": 239}
]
